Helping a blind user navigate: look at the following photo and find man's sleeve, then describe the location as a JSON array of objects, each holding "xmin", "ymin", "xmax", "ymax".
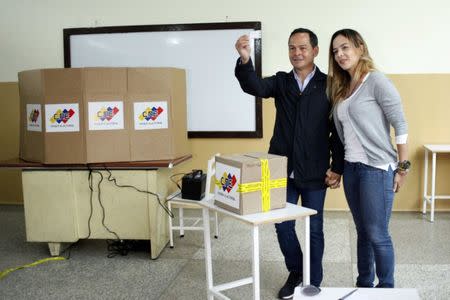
[
  {"xmin": 234, "ymin": 57, "xmax": 276, "ymax": 99},
  {"xmin": 330, "ymin": 117, "xmax": 344, "ymax": 175}
]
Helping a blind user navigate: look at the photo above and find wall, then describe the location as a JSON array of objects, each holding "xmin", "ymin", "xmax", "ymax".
[{"xmin": 1, "ymin": 0, "xmax": 449, "ymax": 210}]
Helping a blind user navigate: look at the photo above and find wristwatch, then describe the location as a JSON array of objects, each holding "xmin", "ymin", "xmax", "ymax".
[{"xmin": 397, "ymin": 160, "xmax": 411, "ymax": 172}]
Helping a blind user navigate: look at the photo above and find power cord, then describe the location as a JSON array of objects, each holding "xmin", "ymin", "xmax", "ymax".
[
  {"xmin": 167, "ymin": 172, "xmax": 191, "ymax": 201},
  {"xmin": 169, "ymin": 172, "xmax": 186, "ymax": 190},
  {"xmin": 84, "ymin": 169, "xmax": 96, "ymax": 239},
  {"xmin": 103, "ymin": 167, "xmax": 174, "ymax": 218},
  {"xmin": 93, "ymin": 170, "xmax": 121, "ymax": 240},
  {"xmin": 75, "ymin": 168, "xmax": 187, "ymax": 258},
  {"xmin": 106, "ymin": 240, "xmax": 150, "ymax": 258},
  {"xmin": 49, "ymin": 169, "xmax": 99, "ymax": 260}
]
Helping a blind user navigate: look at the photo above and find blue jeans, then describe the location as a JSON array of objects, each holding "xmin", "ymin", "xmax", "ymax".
[
  {"xmin": 275, "ymin": 178, "xmax": 326, "ymax": 287},
  {"xmin": 343, "ymin": 161, "xmax": 395, "ymax": 288}
]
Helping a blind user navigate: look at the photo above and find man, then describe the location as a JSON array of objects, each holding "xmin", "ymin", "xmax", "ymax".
[{"xmin": 235, "ymin": 28, "xmax": 344, "ymax": 299}]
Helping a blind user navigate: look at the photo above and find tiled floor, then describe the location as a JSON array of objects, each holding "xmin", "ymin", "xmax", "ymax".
[{"xmin": 0, "ymin": 205, "xmax": 449, "ymax": 299}]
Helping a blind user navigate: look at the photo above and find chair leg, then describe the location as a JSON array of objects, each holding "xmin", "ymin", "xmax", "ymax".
[
  {"xmin": 168, "ymin": 202, "xmax": 174, "ymax": 248},
  {"xmin": 179, "ymin": 207, "xmax": 185, "ymax": 237},
  {"xmin": 214, "ymin": 211, "xmax": 219, "ymax": 239}
]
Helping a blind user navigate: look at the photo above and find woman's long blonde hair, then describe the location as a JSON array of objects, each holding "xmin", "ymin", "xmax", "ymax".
[{"xmin": 327, "ymin": 29, "xmax": 376, "ymax": 107}]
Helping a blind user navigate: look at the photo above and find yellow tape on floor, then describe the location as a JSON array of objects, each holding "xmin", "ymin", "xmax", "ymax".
[{"xmin": 0, "ymin": 256, "xmax": 66, "ymax": 280}]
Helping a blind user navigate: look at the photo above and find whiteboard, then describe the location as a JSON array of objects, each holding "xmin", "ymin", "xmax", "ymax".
[{"xmin": 63, "ymin": 22, "xmax": 262, "ymax": 138}]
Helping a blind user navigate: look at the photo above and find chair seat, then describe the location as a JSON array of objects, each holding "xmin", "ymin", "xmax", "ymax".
[{"xmin": 169, "ymin": 200, "xmax": 203, "ymax": 209}]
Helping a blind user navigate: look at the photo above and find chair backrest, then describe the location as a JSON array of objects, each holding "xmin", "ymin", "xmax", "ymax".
[{"xmin": 205, "ymin": 153, "xmax": 220, "ymax": 198}]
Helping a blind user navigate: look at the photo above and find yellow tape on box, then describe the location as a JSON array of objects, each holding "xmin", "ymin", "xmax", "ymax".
[{"xmin": 215, "ymin": 158, "xmax": 286, "ymax": 212}]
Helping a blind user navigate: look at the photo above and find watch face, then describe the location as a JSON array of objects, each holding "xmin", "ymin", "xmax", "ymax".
[{"xmin": 400, "ymin": 160, "xmax": 411, "ymax": 169}]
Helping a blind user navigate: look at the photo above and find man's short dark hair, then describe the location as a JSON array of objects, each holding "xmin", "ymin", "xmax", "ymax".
[{"xmin": 289, "ymin": 28, "xmax": 318, "ymax": 48}]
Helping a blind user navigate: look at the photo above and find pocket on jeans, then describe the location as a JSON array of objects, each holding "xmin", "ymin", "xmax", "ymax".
[{"xmin": 383, "ymin": 167, "xmax": 395, "ymax": 192}]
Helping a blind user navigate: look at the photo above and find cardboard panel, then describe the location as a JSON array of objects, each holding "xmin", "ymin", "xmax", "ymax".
[
  {"xmin": 42, "ymin": 69, "xmax": 85, "ymax": 164},
  {"xmin": 19, "ymin": 69, "xmax": 86, "ymax": 164},
  {"xmin": 128, "ymin": 68, "xmax": 189, "ymax": 161},
  {"xmin": 84, "ymin": 68, "xmax": 129, "ymax": 163},
  {"xmin": 18, "ymin": 70, "xmax": 44, "ymax": 162}
]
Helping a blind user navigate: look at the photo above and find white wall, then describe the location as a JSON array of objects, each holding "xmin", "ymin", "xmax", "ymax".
[{"xmin": 1, "ymin": 0, "xmax": 449, "ymax": 81}]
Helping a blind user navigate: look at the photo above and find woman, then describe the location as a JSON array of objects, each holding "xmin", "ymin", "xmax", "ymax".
[{"xmin": 327, "ymin": 29, "xmax": 409, "ymax": 288}]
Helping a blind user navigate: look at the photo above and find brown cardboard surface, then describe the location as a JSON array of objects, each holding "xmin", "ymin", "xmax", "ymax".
[
  {"xmin": 84, "ymin": 68, "xmax": 129, "ymax": 163},
  {"xmin": 170, "ymin": 69, "xmax": 190, "ymax": 158},
  {"xmin": 18, "ymin": 67, "xmax": 189, "ymax": 164},
  {"xmin": 214, "ymin": 155, "xmax": 244, "ymax": 214},
  {"xmin": 19, "ymin": 69, "xmax": 85, "ymax": 164},
  {"xmin": 18, "ymin": 70, "xmax": 44, "ymax": 162},
  {"xmin": 214, "ymin": 153, "xmax": 287, "ymax": 215},
  {"xmin": 128, "ymin": 68, "xmax": 190, "ymax": 161},
  {"xmin": 127, "ymin": 92, "xmax": 173, "ymax": 160}
]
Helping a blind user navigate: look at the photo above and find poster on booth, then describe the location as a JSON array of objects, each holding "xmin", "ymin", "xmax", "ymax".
[
  {"xmin": 88, "ymin": 101, "xmax": 124, "ymax": 131},
  {"xmin": 45, "ymin": 103, "xmax": 80, "ymax": 132},
  {"xmin": 26, "ymin": 104, "xmax": 42, "ymax": 132},
  {"xmin": 133, "ymin": 101, "xmax": 168, "ymax": 130},
  {"xmin": 214, "ymin": 162, "xmax": 242, "ymax": 210}
]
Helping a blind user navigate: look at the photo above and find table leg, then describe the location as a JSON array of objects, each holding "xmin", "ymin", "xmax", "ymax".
[
  {"xmin": 303, "ymin": 216, "xmax": 310, "ymax": 286},
  {"xmin": 423, "ymin": 149, "xmax": 428, "ymax": 214},
  {"xmin": 48, "ymin": 242, "xmax": 61, "ymax": 256},
  {"xmin": 431, "ymin": 153, "xmax": 436, "ymax": 222},
  {"xmin": 252, "ymin": 225, "xmax": 260, "ymax": 300},
  {"xmin": 202, "ymin": 208, "xmax": 214, "ymax": 300}
]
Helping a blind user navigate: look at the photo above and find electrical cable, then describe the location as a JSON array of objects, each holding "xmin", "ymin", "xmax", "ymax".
[
  {"xmin": 102, "ymin": 167, "xmax": 174, "ymax": 218},
  {"xmin": 105, "ymin": 239, "xmax": 151, "ymax": 258},
  {"xmin": 92, "ymin": 170, "xmax": 121, "ymax": 241},
  {"xmin": 41, "ymin": 169, "xmax": 98, "ymax": 260},
  {"xmin": 167, "ymin": 191, "xmax": 182, "ymax": 201},
  {"xmin": 76, "ymin": 168, "xmax": 188, "ymax": 258},
  {"xmin": 84, "ymin": 169, "xmax": 95, "ymax": 239},
  {"xmin": 169, "ymin": 172, "xmax": 186, "ymax": 190}
]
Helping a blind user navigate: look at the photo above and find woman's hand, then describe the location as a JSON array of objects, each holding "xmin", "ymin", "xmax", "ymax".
[
  {"xmin": 393, "ymin": 171, "xmax": 407, "ymax": 192},
  {"xmin": 325, "ymin": 169, "xmax": 341, "ymax": 189}
]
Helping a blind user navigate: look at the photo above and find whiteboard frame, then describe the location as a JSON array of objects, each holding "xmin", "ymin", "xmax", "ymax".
[{"xmin": 63, "ymin": 22, "xmax": 262, "ymax": 138}]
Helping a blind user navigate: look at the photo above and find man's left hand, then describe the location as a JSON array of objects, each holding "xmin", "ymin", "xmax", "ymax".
[{"xmin": 325, "ymin": 169, "xmax": 341, "ymax": 189}]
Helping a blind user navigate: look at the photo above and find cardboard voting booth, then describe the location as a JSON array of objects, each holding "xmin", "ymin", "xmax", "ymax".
[{"xmin": 18, "ymin": 67, "xmax": 189, "ymax": 164}]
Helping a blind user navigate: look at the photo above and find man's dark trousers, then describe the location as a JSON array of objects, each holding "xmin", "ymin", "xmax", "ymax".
[{"xmin": 275, "ymin": 178, "xmax": 326, "ymax": 287}]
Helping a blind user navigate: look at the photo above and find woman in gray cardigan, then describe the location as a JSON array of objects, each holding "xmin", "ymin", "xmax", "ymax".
[{"xmin": 326, "ymin": 29, "xmax": 410, "ymax": 288}]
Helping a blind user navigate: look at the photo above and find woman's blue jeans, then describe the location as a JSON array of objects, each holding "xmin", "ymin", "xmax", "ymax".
[
  {"xmin": 275, "ymin": 178, "xmax": 326, "ymax": 287},
  {"xmin": 343, "ymin": 161, "xmax": 395, "ymax": 288}
]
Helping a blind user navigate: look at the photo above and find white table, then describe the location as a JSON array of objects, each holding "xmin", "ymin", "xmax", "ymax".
[
  {"xmin": 198, "ymin": 194, "xmax": 317, "ymax": 300},
  {"xmin": 422, "ymin": 144, "xmax": 450, "ymax": 222},
  {"xmin": 294, "ymin": 287, "xmax": 420, "ymax": 299}
]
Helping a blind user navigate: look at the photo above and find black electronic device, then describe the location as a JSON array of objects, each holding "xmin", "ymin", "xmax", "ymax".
[{"xmin": 181, "ymin": 170, "xmax": 207, "ymax": 200}]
